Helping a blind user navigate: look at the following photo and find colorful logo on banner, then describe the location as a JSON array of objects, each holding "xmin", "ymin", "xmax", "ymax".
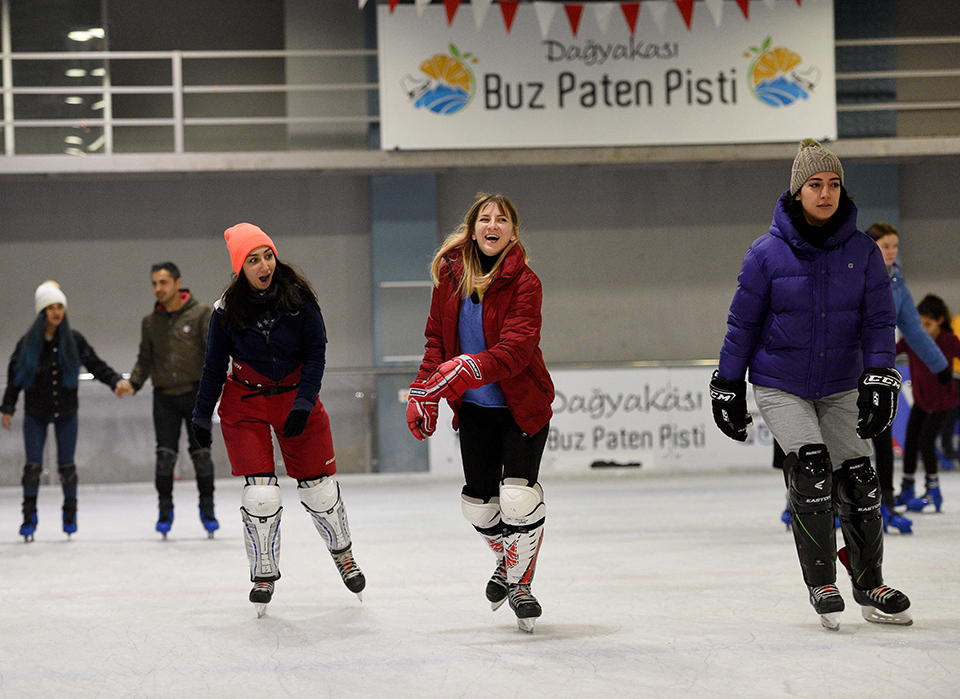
[
  {"xmin": 745, "ymin": 37, "xmax": 821, "ymax": 107},
  {"xmin": 401, "ymin": 44, "xmax": 478, "ymax": 115}
]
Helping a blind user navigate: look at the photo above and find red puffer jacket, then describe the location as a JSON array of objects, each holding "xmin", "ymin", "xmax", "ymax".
[{"xmin": 415, "ymin": 245, "xmax": 554, "ymax": 435}]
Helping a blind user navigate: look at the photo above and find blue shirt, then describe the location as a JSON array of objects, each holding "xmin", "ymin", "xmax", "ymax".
[{"xmin": 458, "ymin": 296, "xmax": 507, "ymax": 408}]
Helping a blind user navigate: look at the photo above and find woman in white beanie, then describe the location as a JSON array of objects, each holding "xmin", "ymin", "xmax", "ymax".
[
  {"xmin": 710, "ymin": 139, "xmax": 912, "ymax": 630},
  {"xmin": 1, "ymin": 281, "xmax": 123, "ymax": 541}
]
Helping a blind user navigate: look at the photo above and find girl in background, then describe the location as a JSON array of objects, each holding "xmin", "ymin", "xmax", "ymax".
[
  {"xmin": 2, "ymin": 281, "xmax": 123, "ymax": 541},
  {"xmin": 896, "ymin": 294, "xmax": 960, "ymax": 513}
]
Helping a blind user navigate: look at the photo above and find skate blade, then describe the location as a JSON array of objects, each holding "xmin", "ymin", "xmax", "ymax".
[
  {"xmin": 355, "ymin": 592, "xmax": 363, "ymax": 602},
  {"xmin": 861, "ymin": 606, "xmax": 913, "ymax": 626},
  {"xmin": 207, "ymin": 531, "xmax": 215, "ymax": 539},
  {"xmin": 22, "ymin": 534, "xmax": 34, "ymax": 543},
  {"xmin": 255, "ymin": 603, "xmax": 268, "ymax": 619},
  {"xmin": 819, "ymin": 613, "xmax": 841, "ymax": 631},
  {"xmin": 491, "ymin": 598, "xmax": 507, "ymax": 612},
  {"xmin": 517, "ymin": 618, "xmax": 536, "ymax": 633}
]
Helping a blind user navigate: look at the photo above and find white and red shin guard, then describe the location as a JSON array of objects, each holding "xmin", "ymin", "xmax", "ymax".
[{"xmin": 500, "ymin": 479, "xmax": 545, "ymax": 586}]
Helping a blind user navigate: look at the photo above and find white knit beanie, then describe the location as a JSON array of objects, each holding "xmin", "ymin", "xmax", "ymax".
[
  {"xmin": 35, "ymin": 280, "xmax": 67, "ymax": 314},
  {"xmin": 790, "ymin": 138, "xmax": 844, "ymax": 195}
]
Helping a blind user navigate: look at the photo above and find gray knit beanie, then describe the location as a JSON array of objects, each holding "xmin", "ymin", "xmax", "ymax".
[{"xmin": 790, "ymin": 138, "xmax": 843, "ymax": 195}]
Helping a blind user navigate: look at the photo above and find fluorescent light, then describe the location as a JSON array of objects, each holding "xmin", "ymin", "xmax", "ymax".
[
  {"xmin": 91, "ymin": 68, "xmax": 106, "ymax": 77},
  {"xmin": 88, "ymin": 28, "xmax": 105, "ymax": 38},
  {"xmin": 65, "ymin": 69, "xmax": 87, "ymax": 78},
  {"xmin": 67, "ymin": 30, "xmax": 91, "ymax": 42},
  {"xmin": 64, "ymin": 147, "xmax": 86, "ymax": 156},
  {"xmin": 64, "ymin": 135, "xmax": 83, "ymax": 145},
  {"xmin": 87, "ymin": 135, "xmax": 106, "ymax": 152},
  {"xmin": 90, "ymin": 100, "xmax": 105, "ymax": 110},
  {"xmin": 64, "ymin": 96, "xmax": 83, "ymax": 105}
]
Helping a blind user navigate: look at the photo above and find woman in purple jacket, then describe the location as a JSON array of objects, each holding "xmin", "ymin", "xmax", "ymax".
[{"xmin": 710, "ymin": 139, "xmax": 911, "ymax": 631}]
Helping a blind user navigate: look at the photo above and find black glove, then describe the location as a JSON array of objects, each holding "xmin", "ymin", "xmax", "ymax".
[
  {"xmin": 281, "ymin": 408, "xmax": 311, "ymax": 439},
  {"xmin": 937, "ymin": 367, "xmax": 954, "ymax": 386},
  {"xmin": 709, "ymin": 370, "xmax": 753, "ymax": 442},
  {"xmin": 856, "ymin": 367, "xmax": 902, "ymax": 439},
  {"xmin": 192, "ymin": 422, "xmax": 212, "ymax": 449}
]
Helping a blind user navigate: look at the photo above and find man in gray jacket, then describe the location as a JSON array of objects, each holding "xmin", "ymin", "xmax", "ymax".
[{"xmin": 116, "ymin": 262, "xmax": 218, "ymax": 538}]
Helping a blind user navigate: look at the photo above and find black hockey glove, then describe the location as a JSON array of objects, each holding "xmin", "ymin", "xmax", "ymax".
[
  {"xmin": 282, "ymin": 408, "xmax": 311, "ymax": 439},
  {"xmin": 709, "ymin": 370, "xmax": 753, "ymax": 442},
  {"xmin": 936, "ymin": 367, "xmax": 954, "ymax": 386},
  {"xmin": 856, "ymin": 367, "xmax": 902, "ymax": 440},
  {"xmin": 192, "ymin": 422, "xmax": 212, "ymax": 449}
]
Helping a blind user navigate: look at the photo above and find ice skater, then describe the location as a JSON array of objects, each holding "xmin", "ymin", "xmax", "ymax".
[
  {"xmin": 407, "ymin": 193, "xmax": 554, "ymax": 632},
  {"xmin": 710, "ymin": 139, "xmax": 912, "ymax": 630},
  {"xmin": 115, "ymin": 262, "xmax": 220, "ymax": 539},
  {"xmin": 896, "ymin": 294, "xmax": 960, "ymax": 513},
  {"xmin": 2, "ymin": 281, "xmax": 125, "ymax": 541},
  {"xmin": 192, "ymin": 223, "xmax": 365, "ymax": 617}
]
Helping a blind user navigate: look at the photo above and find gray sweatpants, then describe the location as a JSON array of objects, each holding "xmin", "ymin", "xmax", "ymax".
[{"xmin": 753, "ymin": 385, "xmax": 873, "ymax": 469}]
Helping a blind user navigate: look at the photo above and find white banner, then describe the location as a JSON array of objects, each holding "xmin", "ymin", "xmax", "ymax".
[
  {"xmin": 428, "ymin": 365, "xmax": 775, "ymax": 476},
  {"xmin": 377, "ymin": 0, "xmax": 836, "ymax": 150}
]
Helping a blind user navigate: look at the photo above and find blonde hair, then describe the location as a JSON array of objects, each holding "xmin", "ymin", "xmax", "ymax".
[{"xmin": 430, "ymin": 193, "xmax": 528, "ymax": 300}]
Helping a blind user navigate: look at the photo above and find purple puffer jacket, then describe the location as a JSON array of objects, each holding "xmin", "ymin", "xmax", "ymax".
[{"xmin": 718, "ymin": 193, "xmax": 895, "ymax": 400}]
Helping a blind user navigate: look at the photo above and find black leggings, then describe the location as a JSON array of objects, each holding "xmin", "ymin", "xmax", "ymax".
[
  {"xmin": 457, "ymin": 401, "xmax": 549, "ymax": 502},
  {"xmin": 902, "ymin": 404, "xmax": 948, "ymax": 479}
]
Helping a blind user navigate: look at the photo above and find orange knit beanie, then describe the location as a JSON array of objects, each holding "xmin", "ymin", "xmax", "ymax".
[{"xmin": 223, "ymin": 223, "xmax": 277, "ymax": 274}]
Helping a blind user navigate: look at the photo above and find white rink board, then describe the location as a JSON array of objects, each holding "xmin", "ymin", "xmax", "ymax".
[{"xmin": 429, "ymin": 365, "xmax": 774, "ymax": 475}]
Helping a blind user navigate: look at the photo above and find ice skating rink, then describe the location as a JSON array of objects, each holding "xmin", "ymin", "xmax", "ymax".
[{"xmin": 2, "ymin": 469, "xmax": 958, "ymax": 699}]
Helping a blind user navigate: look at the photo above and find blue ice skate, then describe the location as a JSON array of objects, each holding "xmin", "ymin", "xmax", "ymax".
[
  {"xmin": 199, "ymin": 497, "xmax": 219, "ymax": 538},
  {"xmin": 880, "ymin": 503, "xmax": 912, "ymax": 534},
  {"xmin": 906, "ymin": 484, "xmax": 943, "ymax": 513},
  {"xmin": 157, "ymin": 500, "xmax": 174, "ymax": 539},
  {"xmin": 20, "ymin": 512, "xmax": 37, "ymax": 542}
]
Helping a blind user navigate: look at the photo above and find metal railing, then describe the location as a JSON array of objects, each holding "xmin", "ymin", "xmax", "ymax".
[{"xmin": 1, "ymin": 37, "xmax": 958, "ymax": 159}]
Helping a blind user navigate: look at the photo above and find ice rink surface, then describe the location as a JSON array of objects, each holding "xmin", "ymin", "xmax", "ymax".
[{"xmin": 2, "ymin": 468, "xmax": 958, "ymax": 699}]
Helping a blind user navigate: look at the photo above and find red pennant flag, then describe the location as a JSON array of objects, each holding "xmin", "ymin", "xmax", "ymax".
[
  {"xmin": 620, "ymin": 2, "xmax": 640, "ymax": 35},
  {"xmin": 499, "ymin": 0, "xmax": 520, "ymax": 33},
  {"xmin": 736, "ymin": 0, "xmax": 749, "ymax": 18},
  {"xmin": 564, "ymin": 4, "xmax": 584, "ymax": 36},
  {"xmin": 388, "ymin": 0, "xmax": 400, "ymax": 12},
  {"xmin": 444, "ymin": 0, "xmax": 462, "ymax": 25},
  {"xmin": 675, "ymin": 0, "xmax": 694, "ymax": 29}
]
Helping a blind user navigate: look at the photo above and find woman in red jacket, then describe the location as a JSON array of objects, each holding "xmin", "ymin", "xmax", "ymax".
[{"xmin": 407, "ymin": 193, "xmax": 554, "ymax": 633}]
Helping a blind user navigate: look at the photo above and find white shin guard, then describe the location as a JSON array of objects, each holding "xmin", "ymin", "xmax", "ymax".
[
  {"xmin": 462, "ymin": 494, "xmax": 504, "ymax": 558},
  {"xmin": 500, "ymin": 479, "xmax": 545, "ymax": 586},
  {"xmin": 241, "ymin": 477, "xmax": 282, "ymax": 582},
  {"xmin": 299, "ymin": 476, "xmax": 352, "ymax": 554}
]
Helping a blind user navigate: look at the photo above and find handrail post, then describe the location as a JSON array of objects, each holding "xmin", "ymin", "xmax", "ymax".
[
  {"xmin": 172, "ymin": 50, "xmax": 183, "ymax": 153},
  {"xmin": 1, "ymin": 0, "xmax": 13, "ymax": 155}
]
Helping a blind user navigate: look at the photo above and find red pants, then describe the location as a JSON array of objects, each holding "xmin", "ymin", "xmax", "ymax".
[{"xmin": 218, "ymin": 367, "xmax": 337, "ymax": 480}]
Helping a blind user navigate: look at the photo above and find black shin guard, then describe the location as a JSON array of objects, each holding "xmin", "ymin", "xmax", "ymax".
[
  {"xmin": 22, "ymin": 462, "xmax": 42, "ymax": 519},
  {"xmin": 190, "ymin": 448, "xmax": 215, "ymax": 499},
  {"xmin": 155, "ymin": 448, "xmax": 177, "ymax": 501},
  {"xmin": 786, "ymin": 444, "xmax": 837, "ymax": 587},
  {"xmin": 835, "ymin": 457, "xmax": 884, "ymax": 591}
]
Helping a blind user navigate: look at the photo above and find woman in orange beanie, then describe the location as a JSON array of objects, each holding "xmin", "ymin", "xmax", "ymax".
[{"xmin": 193, "ymin": 223, "xmax": 365, "ymax": 617}]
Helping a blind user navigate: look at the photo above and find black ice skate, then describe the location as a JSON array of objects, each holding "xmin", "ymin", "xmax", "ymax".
[
  {"xmin": 332, "ymin": 547, "xmax": 365, "ymax": 600},
  {"xmin": 199, "ymin": 497, "xmax": 219, "ymax": 538},
  {"xmin": 808, "ymin": 584, "xmax": 845, "ymax": 631},
  {"xmin": 62, "ymin": 498, "xmax": 77, "ymax": 538},
  {"xmin": 508, "ymin": 584, "xmax": 542, "ymax": 633},
  {"xmin": 156, "ymin": 499, "xmax": 174, "ymax": 539},
  {"xmin": 851, "ymin": 585, "xmax": 913, "ymax": 625},
  {"xmin": 250, "ymin": 580, "xmax": 275, "ymax": 618},
  {"xmin": 486, "ymin": 559, "xmax": 508, "ymax": 611}
]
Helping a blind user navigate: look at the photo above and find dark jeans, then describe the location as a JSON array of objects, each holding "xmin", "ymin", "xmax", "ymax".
[
  {"xmin": 457, "ymin": 401, "xmax": 549, "ymax": 502},
  {"xmin": 154, "ymin": 386, "xmax": 203, "ymax": 454},
  {"xmin": 902, "ymin": 404, "xmax": 948, "ymax": 479},
  {"xmin": 23, "ymin": 412, "xmax": 78, "ymax": 466}
]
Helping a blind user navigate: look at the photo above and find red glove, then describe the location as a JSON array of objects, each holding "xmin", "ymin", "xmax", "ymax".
[
  {"xmin": 422, "ymin": 354, "xmax": 485, "ymax": 400},
  {"xmin": 406, "ymin": 384, "xmax": 439, "ymax": 441}
]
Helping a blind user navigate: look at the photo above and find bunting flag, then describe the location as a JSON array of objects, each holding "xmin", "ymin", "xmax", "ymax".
[
  {"xmin": 358, "ymin": 0, "xmax": 370, "ymax": 10},
  {"xmin": 736, "ymin": 0, "xmax": 749, "ymax": 18},
  {"xmin": 443, "ymin": 0, "xmax": 461, "ymax": 25},
  {"xmin": 388, "ymin": 0, "xmax": 400, "ymax": 13},
  {"xmin": 499, "ymin": 0, "xmax": 520, "ymax": 33},
  {"xmin": 563, "ymin": 3, "xmax": 584, "ymax": 36},
  {"xmin": 675, "ymin": 0, "xmax": 694, "ymax": 30},
  {"xmin": 704, "ymin": 0, "xmax": 723, "ymax": 26},
  {"xmin": 620, "ymin": 2, "xmax": 640, "ymax": 35},
  {"xmin": 647, "ymin": 1, "xmax": 668, "ymax": 33},
  {"xmin": 472, "ymin": 0, "xmax": 493, "ymax": 30},
  {"xmin": 534, "ymin": 1, "xmax": 557, "ymax": 39},
  {"xmin": 592, "ymin": 2, "xmax": 616, "ymax": 35}
]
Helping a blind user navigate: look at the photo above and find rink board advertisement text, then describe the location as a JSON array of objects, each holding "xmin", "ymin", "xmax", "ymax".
[
  {"xmin": 428, "ymin": 365, "xmax": 774, "ymax": 475},
  {"xmin": 377, "ymin": 0, "xmax": 836, "ymax": 150}
]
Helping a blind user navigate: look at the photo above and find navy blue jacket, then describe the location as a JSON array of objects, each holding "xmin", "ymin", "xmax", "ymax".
[
  {"xmin": 718, "ymin": 194, "xmax": 896, "ymax": 400},
  {"xmin": 193, "ymin": 290, "xmax": 327, "ymax": 427}
]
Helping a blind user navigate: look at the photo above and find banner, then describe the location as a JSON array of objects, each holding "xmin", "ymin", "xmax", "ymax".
[
  {"xmin": 377, "ymin": 0, "xmax": 836, "ymax": 150},
  {"xmin": 428, "ymin": 365, "xmax": 776, "ymax": 476}
]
